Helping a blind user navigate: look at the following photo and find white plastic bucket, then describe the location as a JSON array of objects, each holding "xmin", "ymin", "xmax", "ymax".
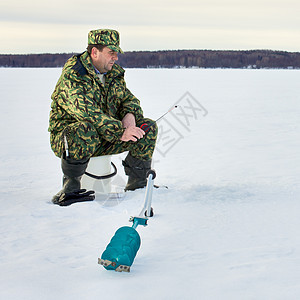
[{"xmin": 81, "ymin": 155, "xmax": 115, "ymax": 194}]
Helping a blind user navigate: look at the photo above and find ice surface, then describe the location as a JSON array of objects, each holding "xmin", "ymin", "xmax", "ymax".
[{"xmin": 0, "ymin": 68, "xmax": 299, "ymax": 300}]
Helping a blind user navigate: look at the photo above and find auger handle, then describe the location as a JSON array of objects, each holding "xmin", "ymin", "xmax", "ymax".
[{"xmin": 139, "ymin": 170, "xmax": 156, "ymax": 218}]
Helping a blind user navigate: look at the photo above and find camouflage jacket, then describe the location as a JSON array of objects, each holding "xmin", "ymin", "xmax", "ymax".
[{"xmin": 48, "ymin": 51, "xmax": 144, "ymax": 144}]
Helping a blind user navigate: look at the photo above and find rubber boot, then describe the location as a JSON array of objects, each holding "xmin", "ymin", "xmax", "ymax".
[
  {"xmin": 122, "ymin": 153, "xmax": 152, "ymax": 191},
  {"xmin": 52, "ymin": 155, "xmax": 89, "ymax": 204}
]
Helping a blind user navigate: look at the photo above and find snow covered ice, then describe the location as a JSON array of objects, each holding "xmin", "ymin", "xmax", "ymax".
[{"xmin": 0, "ymin": 67, "xmax": 300, "ymax": 300}]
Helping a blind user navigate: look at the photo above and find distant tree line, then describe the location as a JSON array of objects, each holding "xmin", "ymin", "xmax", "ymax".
[
  {"xmin": 1, "ymin": 50, "xmax": 300, "ymax": 69},
  {"xmin": 0, "ymin": 53, "xmax": 76, "ymax": 68}
]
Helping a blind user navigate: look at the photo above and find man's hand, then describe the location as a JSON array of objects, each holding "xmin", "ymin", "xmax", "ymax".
[
  {"xmin": 121, "ymin": 113, "xmax": 144, "ymax": 142},
  {"xmin": 121, "ymin": 126, "xmax": 145, "ymax": 142},
  {"xmin": 122, "ymin": 113, "xmax": 136, "ymax": 128}
]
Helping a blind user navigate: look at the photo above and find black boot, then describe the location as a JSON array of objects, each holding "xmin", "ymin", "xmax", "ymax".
[
  {"xmin": 52, "ymin": 155, "xmax": 95, "ymax": 206},
  {"xmin": 122, "ymin": 153, "xmax": 152, "ymax": 191}
]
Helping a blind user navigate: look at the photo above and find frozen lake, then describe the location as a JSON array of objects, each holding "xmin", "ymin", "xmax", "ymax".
[{"xmin": 0, "ymin": 67, "xmax": 299, "ymax": 299}]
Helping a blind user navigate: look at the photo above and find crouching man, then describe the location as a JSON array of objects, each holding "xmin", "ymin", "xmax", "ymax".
[{"xmin": 48, "ymin": 29, "xmax": 157, "ymax": 206}]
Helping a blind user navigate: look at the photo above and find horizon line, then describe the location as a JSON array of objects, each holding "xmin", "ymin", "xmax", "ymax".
[{"xmin": 1, "ymin": 48, "xmax": 300, "ymax": 56}]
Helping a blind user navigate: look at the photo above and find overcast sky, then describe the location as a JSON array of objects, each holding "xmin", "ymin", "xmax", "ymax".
[{"xmin": 1, "ymin": 0, "xmax": 299, "ymax": 54}]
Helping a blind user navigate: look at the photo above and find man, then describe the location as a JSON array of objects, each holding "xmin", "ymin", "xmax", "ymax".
[{"xmin": 49, "ymin": 29, "xmax": 157, "ymax": 206}]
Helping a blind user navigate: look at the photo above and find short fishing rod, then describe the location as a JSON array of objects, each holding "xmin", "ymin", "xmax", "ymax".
[
  {"xmin": 95, "ymin": 105, "xmax": 178, "ymax": 155},
  {"xmin": 140, "ymin": 105, "xmax": 178, "ymax": 133}
]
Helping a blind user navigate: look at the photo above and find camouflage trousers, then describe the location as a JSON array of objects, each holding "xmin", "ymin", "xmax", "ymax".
[{"xmin": 50, "ymin": 118, "xmax": 157, "ymax": 161}]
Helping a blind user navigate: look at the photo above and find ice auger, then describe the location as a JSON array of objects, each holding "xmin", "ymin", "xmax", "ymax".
[{"xmin": 98, "ymin": 170, "xmax": 156, "ymax": 272}]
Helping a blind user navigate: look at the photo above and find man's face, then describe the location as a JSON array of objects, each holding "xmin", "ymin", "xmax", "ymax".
[{"xmin": 91, "ymin": 46, "xmax": 118, "ymax": 73}]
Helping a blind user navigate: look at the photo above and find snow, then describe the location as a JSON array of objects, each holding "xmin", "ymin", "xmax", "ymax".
[{"xmin": 0, "ymin": 67, "xmax": 300, "ymax": 300}]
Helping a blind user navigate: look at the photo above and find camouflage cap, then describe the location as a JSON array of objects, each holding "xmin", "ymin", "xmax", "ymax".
[{"xmin": 88, "ymin": 29, "xmax": 123, "ymax": 53}]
